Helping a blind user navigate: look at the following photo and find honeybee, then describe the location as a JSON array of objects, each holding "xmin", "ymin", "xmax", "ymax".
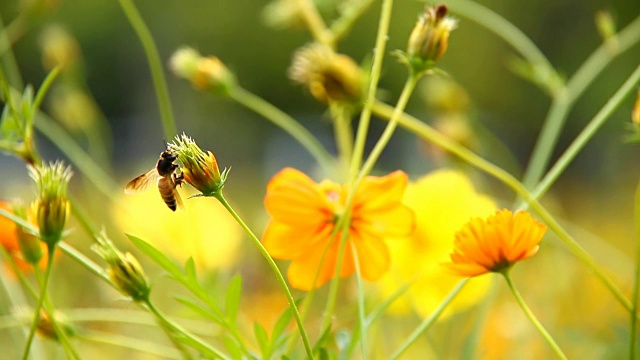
[{"xmin": 125, "ymin": 146, "xmax": 184, "ymax": 211}]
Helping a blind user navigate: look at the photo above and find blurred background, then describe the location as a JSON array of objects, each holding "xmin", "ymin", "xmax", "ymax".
[{"xmin": 1, "ymin": 0, "xmax": 640, "ymax": 358}]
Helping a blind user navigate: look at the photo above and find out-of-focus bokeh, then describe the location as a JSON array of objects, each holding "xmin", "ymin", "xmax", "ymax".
[{"xmin": 1, "ymin": 0, "xmax": 640, "ymax": 358}]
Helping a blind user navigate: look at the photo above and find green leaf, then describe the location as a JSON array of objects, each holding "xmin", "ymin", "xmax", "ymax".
[
  {"xmin": 184, "ymin": 257, "xmax": 197, "ymax": 281},
  {"xmin": 271, "ymin": 306, "xmax": 294, "ymax": 350},
  {"xmin": 222, "ymin": 334, "xmax": 244, "ymax": 360},
  {"xmin": 225, "ymin": 274, "xmax": 242, "ymax": 322},
  {"xmin": 126, "ymin": 234, "xmax": 184, "ymax": 280},
  {"xmin": 253, "ymin": 321, "xmax": 270, "ymax": 358},
  {"xmin": 174, "ymin": 295, "xmax": 224, "ymax": 324}
]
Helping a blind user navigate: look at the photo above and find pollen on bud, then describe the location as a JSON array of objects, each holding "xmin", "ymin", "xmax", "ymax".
[
  {"xmin": 93, "ymin": 232, "xmax": 150, "ymax": 302},
  {"xmin": 28, "ymin": 161, "xmax": 72, "ymax": 248},
  {"xmin": 404, "ymin": 4, "xmax": 457, "ymax": 73},
  {"xmin": 289, "ymin": 43, "xmax": 364, "ymax": 105},
  {"xmin": 170, "ymin": 133, "xmax": 228, "ymax": 197},
  {"xmin": 169, "ymin": 47, "xmax": 236, "ymax": 95}
]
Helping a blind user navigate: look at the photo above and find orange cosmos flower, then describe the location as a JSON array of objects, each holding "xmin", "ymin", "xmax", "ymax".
[
  {"xmin": 262, "ymin": 167, "xmax": 415, "ymax": 290},
  {"xmin": 0, "ymin": 202, "xmax": 47, "ymax": 273},
  {"xmin": 445, "ymin": 209, "xmax": 547, "ymax": 277}
]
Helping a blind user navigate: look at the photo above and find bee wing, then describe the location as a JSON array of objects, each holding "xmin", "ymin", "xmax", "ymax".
[{"xmin": 125, "ymin": 169, "xmax": 159, "ymax": 194}]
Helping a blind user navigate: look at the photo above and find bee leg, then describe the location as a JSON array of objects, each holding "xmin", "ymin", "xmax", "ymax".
[{"xmin": 173, "ymin": 172, "xmax": 185, "ymax": 187}]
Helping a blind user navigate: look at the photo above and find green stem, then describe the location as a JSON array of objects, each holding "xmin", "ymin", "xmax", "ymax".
[
  {"xmin": 75, "ymin": 330, "xmax": 183, "ymax": 360},
  {"xmin": 329, "ymin": 0, "xmax": 376, "ymax": 44},
  {"xmin": 389, "ymin": 278, "xmax": 469, "ymax": 360},
  {"xmin": 370, "ymin": 101, "xmax": 634, "ymax": 314},
  {"xmin": 118, "ymin": 0, "xmax": 177, "ymax": 139},
  {"xmin": 229, "ymin": 86, "xmax": 335, "ymax": 175},
  {"xmin": 143, "ymin": 299, "xmax": 228, "ymax": 360},
  {"xmin": 351, "ymin": 242, "xmax": 367, "ymax": 360},
  {"xmin": 502, "ymin": 272, "xmax": 567, "ymax": 359},
  {"xmin": 521, "ymin": 13, "xmax": 640, "ymax": 191},
  {"xmin": 214, "ymin": 193, "xmax": 314, "ymax": 359},
  {"xmin": 631, "ymin": 180, "xmax": 640, "ymax": 358},
  {"xmin": 0, "ymin": 13, "xmax": 25, "ymax": 89},
  {"xmin": 526, "ymin": 63, "xmax": 640, "ymax": 204},
  {"xmin": 355, "ymin": 75, "xmax": 418, "ymax": 183},
  {"xmin": 445, "ymin": 0, "xmax": 555, "ymax": 83},
  {"xmin": 22, "ymin": 246, "xmax": 56, "ymax": 360},
  {"xmin": 331, "ymin": 104, "xmax": 354, "ymax": 180},
  {"xmin": 319, "ymin": 224, "xmax": 350, "ymax": 334},
  {"xmin": 292, "ymin": 0, "xmax": 332, "ymax": 46},
  {"xmin": 348, "ymin": 0, "xmax": 394, "ymax": 184}
]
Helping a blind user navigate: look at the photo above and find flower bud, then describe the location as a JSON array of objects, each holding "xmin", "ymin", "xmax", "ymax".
[
  {"xmin": 170, "ymin": 133, "xmax": 228, "ymax": 197},
  {"xmin": 93, "ymin": 233, "xmax": 150, "ymax": 302},
  {"xmin": 404, "ymin": 5, "xmax": 457, "ymax": 73},
  {"xmin": 39, "ymin": 24, "xmax": 80, "ymax": 71},
  {"xmin": 12, "ymin": 203, "xmax": 44, "ymax": 265},
  {"xmin": 289, "ymin": 43, "xmax": 364, "ymax": 105},
  {"xmin": 28, "ymin": 161, "xmax": 72, "ymax": 248},
  {"xmin": 169, "ymin": 47, "xmax": 236, "ymax": 95}
]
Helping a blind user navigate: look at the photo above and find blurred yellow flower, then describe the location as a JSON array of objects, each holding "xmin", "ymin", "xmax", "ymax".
[
  {"xmin": 262, "ymin": 168, "xmax": 414, "ymax": 290},
  {"xmin": 378, "ymin": 169, "xmax": 496, "ymax": 318},
  {"xmin": 445, "ymin": 209, "xmax": 546, "ymax": 276},
  {"xmin": 112, "ymin": 185, "xmax": 241, "ymax": 270}
]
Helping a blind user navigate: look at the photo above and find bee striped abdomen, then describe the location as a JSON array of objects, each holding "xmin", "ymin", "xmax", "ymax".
[{"xmin": 158, "ymin": 177, "xmax": 179, "ymax": 211}]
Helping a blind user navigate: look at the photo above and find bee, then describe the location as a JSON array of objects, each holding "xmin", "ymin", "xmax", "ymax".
[{"xmin": 125, "ymin": 146, "xmax": 184, "ymax": 211}]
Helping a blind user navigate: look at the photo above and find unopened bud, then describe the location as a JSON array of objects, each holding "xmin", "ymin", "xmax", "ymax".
[
  {"xmin": 169, "ymin": 47, "xmax": 236, "ymax": 95},
  {"xmin": 403, "ymin": 5, "xmax": 457, "ymax": 74},
  {"xmin": 28, "ymin": 161, "xmax": 72, "ymax": 248},
  {"xmin": 93, "ymin": 232, "xmax": 150, "ymax": 302},
  {"xmin": 289, "ymin": 43, "xmax": 364, "ymax": 105},
  {"xmin": 170, "ymin": 133, "xmax": 228, "ymax": 197},
  {"xmin": 39, "ymin": 25, "xmax": 80, "ymax": 71}
]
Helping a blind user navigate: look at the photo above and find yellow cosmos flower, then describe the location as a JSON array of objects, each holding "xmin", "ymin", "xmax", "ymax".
[
  {"xmin": 378, "ymin": 169, "xmax": 496, "ymax": 318},
  {"xmin": 446, "ymin": 209, "xmax": 547, "ymax": 276},
  {"xmin": 112, "ymin": 185, "xmax": 241, "ymax": 270},
  {"xmin": 262, "ymin": 167, "xmax": 414, "ymax": 290}
]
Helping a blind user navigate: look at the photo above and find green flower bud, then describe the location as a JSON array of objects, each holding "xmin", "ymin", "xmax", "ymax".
[
  {"xmin": 169, "ymin": 47, "xmax": 237, "ymax": 95},
  {"xmin": 170, "ymin": 133, "xmax": 228, "ymax": 197}
]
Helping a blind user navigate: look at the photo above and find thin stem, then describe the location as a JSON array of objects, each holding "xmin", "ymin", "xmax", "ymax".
[
  {"xmin": 22, "ymin": 246, "xmax": 56, "ymax": 360},
  {"xmin": 0, "ymin": 13, "xmax": 25, "ymax": 89},
  {"xmin": 292, "ymin": 0, "xmax": 332, "ymax": 46},
  {"xmin": 348, "ymin": 0, "xmax": 394, "ymax": 184},
  {"xmin": 118, "ymin": 0, "xmax": 177, "ymax": 139},
  {"xmin": 631, "ymin": 180, "xmax": 640, "ymax": 358},
  {"xmin": 75, "ymin": 330, "xmax": 183, "ymax": 360},
  {"xmin": 329, "ymin": 0, "xmax": 376, "ymax": 44},
  {"xmin": 389, "ymin": 278, "xmax": 469, "ymax": 360},
  {"xmin": 143, "ymin": 299, "xmax": 228, "ymax": 360},
  {"xmin": 355, "ymin": 75, "xmax": 418, "ymax": 184},
  {"xmin": 331, "ymin": 104, "xmax": 354, "ymax": 180},
  {"xmin": 370, "ymin": 101, "xmax": 634, "ymax": 314},
  {"xmin": 521, "ymin": 13, "xmax": 640, "ymax": 191},
  {"xmin": 320, "ymin": 224, "xmax": 350, "ymax": 334},
  {"xmin": 526, "ymin": 63, "xmax": 640, "ymax": 204},
  {"xmin": 214, "ymin": 193, "xmax": 314, "ymax": 359},
  {"xmin": 228, "ymin": 86, "xmax": 335, "ymax": 175},
  {"xmin": 351, "ymin": 242, "xmax": 367, "ymax": 360},
  {"xmin": 502, "ymin": 272, "xmax": 567, "ymax": 359}
]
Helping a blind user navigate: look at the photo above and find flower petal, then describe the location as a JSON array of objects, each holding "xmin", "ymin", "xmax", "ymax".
[
  {"xmin": 353, "ymin": 171, "xmax": 408, "ymax": 213},
  {"xmin": 350, "ymin": 228, "xmax": 390, "ymax": 281},
  {"xmin": 262, "ymin": 220, "xmax": 333, "ymax": 259}
]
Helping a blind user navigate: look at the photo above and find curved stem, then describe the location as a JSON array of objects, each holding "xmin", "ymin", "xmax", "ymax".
[
  {"xmin": 22, "ymin": 246, "xmax": 56, "ymax": 360},
  {"xmin": 527, "ymin": 63, "xmax": 640, "ymax": 203},
  {"xmin": 75, "ymin": 330, "xmax": 183, "ymax": 360},
  {"xmin": 118, "ymin": 0, "xmax": 177, "ymax": 139},
  {"xmin": 143, "ymin": 299, "xmax": 228, "ymax": 360},
  {"xmin": 331, "ymin": 104, "xmax": 354, "ymax": 180},
  {"xmin": 348, "ymin": 0, "xmax": 394, "ymax": 184},
  {"xmin": 389, "ymin": 278, "xmax": 469, "ymax": 360},
  {"xmin": 370, "ymin": 101, "xmax": 634, "ymax": 314},
  {"xmin": 329, "ymin": 0, "xmax": 376, "ymax": 44},
  {"xmin": 521, "ymin": 13, "xmax": 640, "ymax": 190},
  {"xmin": 502, "ymin": 272, "xmax": 567, "ymax": 359},
  {"xmin": 351, "ymin": 242, "xmax": 367, "ymax": 360},
  {"xmin": 229, "ymin": 86, "xmax": 335, "ymax": 175},
  {"xmin": 319, "ymin": 226, "xmax": 350, "ymax": 333},
  {"xmin": 293, "ymin": 0, "xmax": 332, "ymax": 46},
  {"xmin": 214, "ymin": 193, "xmax": 314, "ymax": 359}
]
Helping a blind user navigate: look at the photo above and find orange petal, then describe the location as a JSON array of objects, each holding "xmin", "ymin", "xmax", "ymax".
[
  {"xmin": 353, "ymin": 171, "xmax": 408, "ymax": 213},
  {"xmin": 262, "ymin": 220, "xmax": 333, "ymax": 259},
  {"xmin": 349, "ymin": 228, "xmax": 390, "ymax": 281},
  {"xmin": 287, "ymin": 238, "xmax": 338, "ymax": 290},
  {"xmin": 354, "ymin": 204, "xmax": 415, "ymax": 237},
  {"xmin": 265, "ymin": 168, "xmax": 333, "ymax": 226}
]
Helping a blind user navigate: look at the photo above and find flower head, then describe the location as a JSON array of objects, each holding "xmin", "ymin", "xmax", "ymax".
[
  {"xmin": 401, "ymin": 4, "xmax": 457, "ymax": 74},
  {"xmin": 170, "ymin": 133, "xmax": 228, "ymax": 197},
  {"xmin": 289, "ymin": 43, "xmax": 364, "ymax": 105},
  {"xmin": 378, "ymin": 170, "xmax": 496, "ymax": 318},
  {"xmin": 445, "ymin": 209, "xmax": 547, "ymax": 277},
  {"xmin": 93, "ymin": 232, "xmax": 150, "ymax": 302},
  {"xmin": 169, "ymin": 47, "xmax": 236, "ymax": 94},
  {"xmin": 262, "ymin": 168, "xmax": 414, "ymax": 290},
  {"xmin": 28, "ymin": 161, "xmax": 72, "ymax": 248}
]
